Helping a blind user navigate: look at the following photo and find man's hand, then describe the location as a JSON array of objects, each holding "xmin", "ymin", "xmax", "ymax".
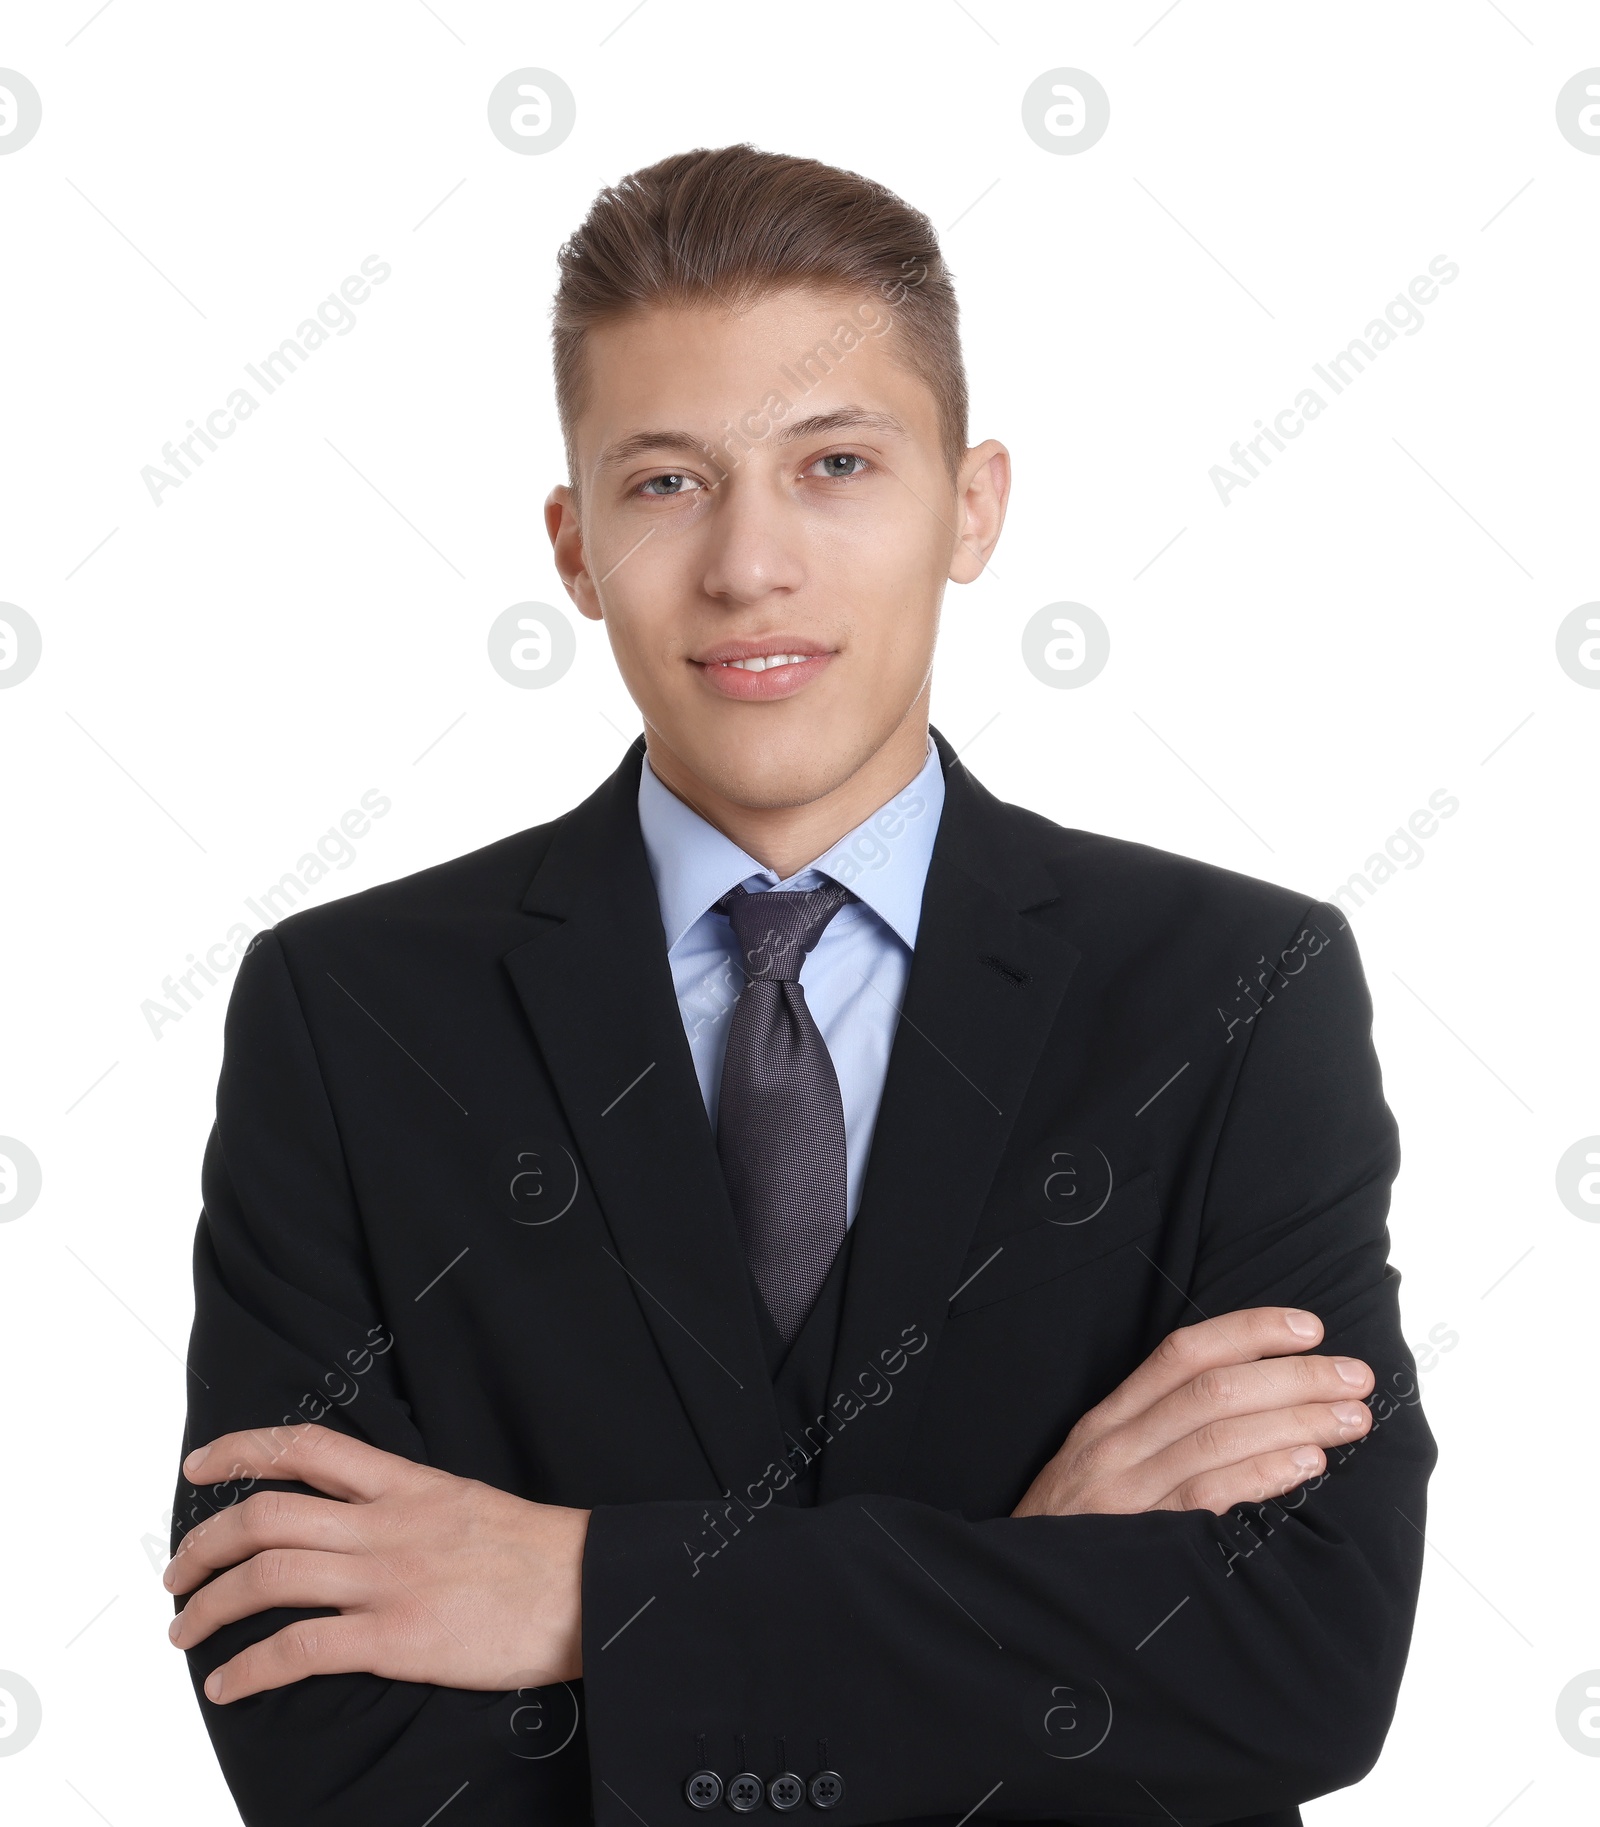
[
  {"xmin": 1012, "ymin": 1307, "xmax": 1372, "ymax": 1518},
  {"xmin": 165, "ymin": 1425, "xmax": 589, "ymax": 1704}
]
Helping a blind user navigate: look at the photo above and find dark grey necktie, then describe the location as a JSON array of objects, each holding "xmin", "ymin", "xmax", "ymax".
[{"xmin": 715, "ymin": 880, "xmax": 855, "ymax": 1343}]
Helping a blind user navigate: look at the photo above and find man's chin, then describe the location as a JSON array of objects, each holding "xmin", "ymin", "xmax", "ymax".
[
  {"xmin": 693, "ymin": 756, "xmax": 865, "ymax": 814},
  {"xmin": 656, "ymin": 730, "xmax": 879, "ymax": 816},
  {"xmin": 643, "ymin": 689, "xmax": 928, "ymax": 820}
]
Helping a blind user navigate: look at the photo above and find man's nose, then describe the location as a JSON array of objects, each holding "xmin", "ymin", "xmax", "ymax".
[{"xmin": 698, "ymin": 476, "xmax": 807, "ymax": 604}]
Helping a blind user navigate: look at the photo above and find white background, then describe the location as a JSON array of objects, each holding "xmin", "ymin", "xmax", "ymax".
[{"xmin": 1, "ymin": 1, "xmax": 1596, "ymax": 1821}]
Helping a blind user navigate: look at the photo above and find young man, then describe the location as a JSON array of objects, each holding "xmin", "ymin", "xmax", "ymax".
[{"xmin": 167, "ymin": 147, "xmax": 1435, "ymax": 1827}]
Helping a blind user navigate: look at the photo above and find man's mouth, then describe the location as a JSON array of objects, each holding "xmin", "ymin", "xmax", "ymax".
[
  {"xmin": 693, "ymin": 641, "xmax": 835, "ymax": 701},
  {"xmin": 715, "ymin": 652, "xmax": 812, "ymax": 674}
]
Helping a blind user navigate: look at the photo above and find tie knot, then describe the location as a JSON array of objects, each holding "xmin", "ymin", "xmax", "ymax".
[{"xmin": 717, "ymin": 881, "xmax": 855, "ymax": 983}]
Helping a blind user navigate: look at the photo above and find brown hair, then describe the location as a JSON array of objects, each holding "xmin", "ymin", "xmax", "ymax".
[{"xmin": 551, "ymin": 144, "xmax": 968, "ymax": 493}]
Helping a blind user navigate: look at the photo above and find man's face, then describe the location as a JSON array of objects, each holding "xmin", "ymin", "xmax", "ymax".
[{"xmin": 545, "ymin": 286, "xmax": 1006, "ymax": 811}]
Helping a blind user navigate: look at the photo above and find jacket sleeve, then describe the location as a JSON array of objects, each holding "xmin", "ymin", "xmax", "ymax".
[
  {"xmin": 170, "ymin": 930, "xmax": 589, "ymax": 1826},
  {"xmin": 578, "ymin": 904, "xmax": 1438, "ymax": 1827}
]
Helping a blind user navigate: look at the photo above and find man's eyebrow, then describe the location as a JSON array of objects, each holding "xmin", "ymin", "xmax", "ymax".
[
  {"xmin": 596, "ymin": 429, "xmax": 716, "ymax": 470},
  {"xmin": 594, "ymin": 407, "xmax": 910, "ymax": 471},
  {"xmin": 770, "ymin": 408, "xmax": 909, "ymax": 444}
]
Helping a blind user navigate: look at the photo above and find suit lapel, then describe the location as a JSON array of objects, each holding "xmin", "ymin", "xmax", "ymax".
[
  {"xmin": 502, "ymin": 741, "xmax": 789, "ymax": 1497},
  {"xmin": 818, "ymin": 733, "xmax": 1082, "ymax": 1498}
]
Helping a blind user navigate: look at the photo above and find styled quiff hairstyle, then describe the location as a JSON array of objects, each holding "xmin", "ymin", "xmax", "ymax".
[{"xmin": 551, "ymin": 144, "xmax": 969, "ymax": 494}]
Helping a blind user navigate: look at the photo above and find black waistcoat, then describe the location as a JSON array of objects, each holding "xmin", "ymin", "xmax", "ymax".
[{"xmin": 745, "ymin": 1226, "xmax": 858, "ymax": 1506}]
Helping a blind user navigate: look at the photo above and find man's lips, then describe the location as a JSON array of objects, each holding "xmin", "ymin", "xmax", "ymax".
[{"xmin": 692, "ymin": 640, "xmax": 836, "ymax": 702}]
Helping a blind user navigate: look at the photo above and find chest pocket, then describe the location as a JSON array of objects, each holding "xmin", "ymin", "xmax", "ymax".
[{"xmin": 947, "ymin": 1169, "xmax": 1164, "ymax": 1316}]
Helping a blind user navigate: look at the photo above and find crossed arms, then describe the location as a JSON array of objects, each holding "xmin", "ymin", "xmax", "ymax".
[
  {"xmin": 169, "ymin": 919, "xmax": 1434, "ymax": 1825},
  {"xmin": 167, "ymin": 1308, "xmax": 1378, "ymax": 1700}
]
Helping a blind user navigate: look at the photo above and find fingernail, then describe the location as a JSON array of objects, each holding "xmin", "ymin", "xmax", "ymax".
[
  {"xmin": 1291, "ymin": 1447, "xmax": 1321, "ymax": 1472},
  {"xmin": 205, "ymin": 1673, "xmax": 223, "ymax": 1703},
  {"xmin": 1332, "ymin": 1401, "xmax": 1368, "ymax": 1426},
  {"xmin": 168, "ymin": 1617, "xmax": 183, "ymax": 1644},
  {"xmin": 1334, "ymin": 1358, "xmax": 1366, "ymax": 1385},
  {"xmin": 162, "ymin": 1564, "xmax": 178, "ymax": 1590},
  {"xmin": 1284, "ymin": 1310, "xmax": 1319, "ymax": 1337},
  {"xmin": 183, "ymin": 1448, "xmax": 204, "ymax": 1478}
]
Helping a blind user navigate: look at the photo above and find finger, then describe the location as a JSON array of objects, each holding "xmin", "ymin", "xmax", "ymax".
[
  {"xmin": 1088, "ymin": 1359, "xmax": 1373, "ymax": 1483},
  {"xmin": 166, "ymin": 1490, "xmax": 362, "ymax": 1595},
  {"xmin": 1090, "ymin": 1307, "xmax": 1328, "ymax": 1431},
  {"xmin": 171, "ymin": 1548, "xmax": 372, "ymax": 1648},
  {"xmin": 1155, "ymin": 1444, "xmax": 1331, "ymax": 1516},
  {"xmin": 1145, "ymin": 1397, "xmax": 1372, "ymax": 1507},
  {"xmin": 1116, "ymin": 1351, "xmax": 1373, "ymax": 1467},
  {"xmin": 202, "ymin": 1614, "xmax": 377, "ymax": 1704},
  {"xmin": 182, "ymin": 1422, "xmax": 414, "ymax": 1504}
]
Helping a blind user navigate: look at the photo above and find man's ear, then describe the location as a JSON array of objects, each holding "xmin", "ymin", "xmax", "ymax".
[
  {"xmin": 544, "ymin": 485, "xmax": 604, "ymax": 622},
  {"xmin": 948, "ymin": 439, "xmax": 1011, "ymax": 585}
]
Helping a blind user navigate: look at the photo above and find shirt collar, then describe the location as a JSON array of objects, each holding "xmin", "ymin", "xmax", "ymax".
[{"xmin": 637, "ymin": 736, "xmax": 945, "ymax": 955}]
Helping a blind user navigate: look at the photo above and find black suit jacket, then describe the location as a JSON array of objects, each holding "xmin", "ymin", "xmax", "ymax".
[{"xmin": 173, "ymin": 729, "xmax": 1436, "ymax": 1827}]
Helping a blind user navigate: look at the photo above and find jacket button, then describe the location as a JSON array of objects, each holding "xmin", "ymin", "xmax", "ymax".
[
  {"xmin": 767, "ymin": 1773, "xmax": 805, "ymax": 1811},
  {"xmin": 685, "ymin": 1771, "xmax": 723, "ymax": 1810},
  {"xmin": 807, "ymin": 1770, "xmax": 844, "ymax": 1810},
  {"xmin": 725, "ymin": 1772, "xmax": 765, "ymax": 1812}
]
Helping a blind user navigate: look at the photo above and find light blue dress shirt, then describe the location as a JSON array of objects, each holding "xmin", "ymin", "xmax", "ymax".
[{"xmin": 636, "ymin": 738, "xmax": 946, "ymax": 1227}]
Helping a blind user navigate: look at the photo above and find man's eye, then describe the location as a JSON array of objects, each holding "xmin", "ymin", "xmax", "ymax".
[
  {"xmin": 640, "ymin": 472, "xmax": 703, "ymax": 497},
  {"xmin": 809, "ymin": 452, "xmax": 869, "ymax": 480}
]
